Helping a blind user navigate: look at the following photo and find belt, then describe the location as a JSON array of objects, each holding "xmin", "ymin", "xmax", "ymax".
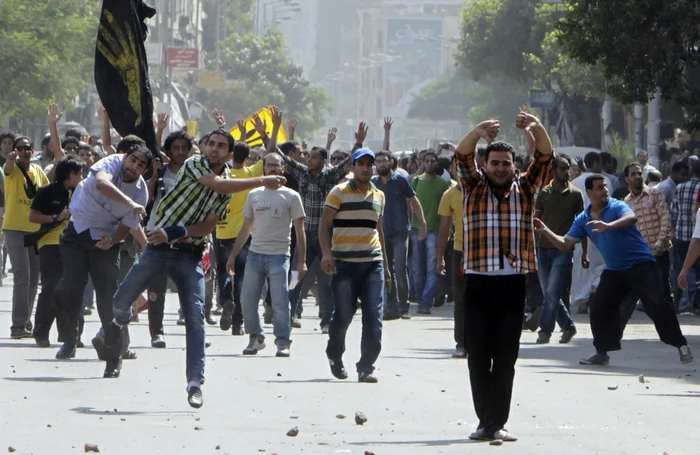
[{"xmin": 150, "ymin": 242, "xmax": 205, "ymax": 255}]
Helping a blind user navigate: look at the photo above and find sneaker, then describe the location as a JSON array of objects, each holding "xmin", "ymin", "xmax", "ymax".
[
  {"xmin": 383, "ymin": 311, "xmax": 401, "ymax": 321},
  {"xmin": 220, "ymin": 304, "xmax": 233, "ymax": 331},
  {"xmin": 122, "ymin": 350, "xmax": 138, "ymax": 360},
  {"xmin": 452, "ymin": 347, "xmax": 467, "ymax": 358},
  {"xmin": 205, "ymin": 313, "xmax": 217, "ymax": 325},
  {"xmin": 536, "ymin": 332, "xmax": 550, "ymax": 344},
  {"xmin": 328, "ymin": 357, "xmax": 348, "ymax": 380},
  {"xmin": 416, "ymin": 306, "xmax": 431, "ymax": 315},
  {"xmin": 400, "ymin": 312, "xmax": 411, "ymax": 320},
  {"xmin": 292, "ymin": 317, "xmax": 302, "ymax": 329},
  {"xmin": 679, "ymin": 345, "xmax": 693, "ymax": 364},
  {"xmin": 525, "ymin": 307, "xmax": 543, "ymax": 332},
  {"xmin": 187, "ymin": 386, "xmax": 203, "ymax": 409},
  {"xmin": 579, "ymin": 353, "xmax": 609, "ymax": 365},
  {"xmin": 34, "ymin": 337, "xmax": 50, "ymax": 348},
  {"xmin": 490, "ymin": 429, "xmax": 518, "ymax": 442},
  {"xmin": 242, "ymin": 335, "xmax": 265, "ymax": 355},
  {"xmin": 82, "ymin": 307, "xmax": 92, "ymax": 316},
  {"xmin": 469, "ymin": 428, "xmax": 487, "ymax": 441},
  {"xmin": 55, "ymin": 343, "xmax": 77, "ymax": 359},
  {"xmin": 358, "ymin": 372, "xmax": 378, "ymax": 383},
  {"xmin": 559, "ymin": 328, "xmax": 577, "ymax": 344},
  {"xmin": 321, "ymin": 325, "xmax": 329, "ymax": 334},
  {"xmin": 212, "ymin": 306, "xmax": 223, "ymax": 316},
  {"xmin": 276, "ymin": 344, "xmax": 291, "ymax": 358},
  {"xmin": 176, "ymin": 316, "xmax": 186, "ymax": 326},
  {"xmin": 10, "ymin": 328, "xmax": 32, "ymax": 339},
  {"xmin": 231, "ymin": 324, "xmax": 245, "ymax": 336},
  {"xmin": 151, "ymin": 335, "xmax": 166, "ymax": 348}
]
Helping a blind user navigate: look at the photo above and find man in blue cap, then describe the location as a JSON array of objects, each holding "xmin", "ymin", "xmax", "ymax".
[{"xmin": 319, "ymin": 148, "xmax": 390, "ymax": 383}]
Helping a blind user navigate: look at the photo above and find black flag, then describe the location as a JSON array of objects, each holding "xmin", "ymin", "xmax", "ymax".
[{"xmin": 95, "ymin": 0, "xmax": 158, "ymax": 154}]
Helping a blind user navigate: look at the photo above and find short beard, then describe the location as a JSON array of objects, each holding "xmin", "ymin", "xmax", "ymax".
[{"xmin": 377, "ymin": 167, "xmax": 391, "ymax": 176}]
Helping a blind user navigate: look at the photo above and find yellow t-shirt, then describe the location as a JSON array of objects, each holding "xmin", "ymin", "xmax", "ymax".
[
  {"xmin": 215, "ymin": 160, "xmax": 264, "ymax": 239},
  {"xmin": 437, "ymin": 182, "xmax": 464, "ymax": 252},
  {"xmin": 2, "ymin": 163, "xmax": 50, "ymax": 232}
]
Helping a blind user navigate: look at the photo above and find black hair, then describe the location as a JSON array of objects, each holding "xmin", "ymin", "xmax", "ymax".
[
  {"xmin": 553, "ymin": 153, "xmax": 571, "ymax": 170},
  {"xmin": 423, "ymin": 150, "xmax": 439, "ymax": 162},
  {"xmin": 206, "ymin": 128, "xmax": 235, "ymax": 153},
  {"xmin": 485, "ymin": 141, "xmax": 516, "ymax": 162},
  {"xmin": 623, "ymin": 162, "xmax": 642, "ymax": 177},
  {"xmin": 198, "ymin": 134, "xmax": 210, "ymax": 147},
  {"xmin": 0, "ymin": 132, "xmax": 17, "ymax": 144},
  {"xmin": 12, "ymin": 136, "xmax": 33, "ymax": 149},
  {"xmin": 312, "ymin": 147, "xmax": 328, "ymax": 160},
  {"xmin": 116, "ymin": 134, "xmax": 146, "ymax": 153},
  {"xmin": 41, "ymin": 134, "xmax": 51, "ymax": 149},
  {"xmin": 375, "ymin": 150, "xmax": 393, "ymax": 161},
  {"xmin": 232, "ymin": 141, "xmax": 251, "ymax": 164},
  {"xmin": 438, "ymin": 156, "xmax": 452, "ymax": 174},
  {"xmin": 514, "ymin": 156, "xmax": 524, "ymax": 167},
  {"xmin": 584, "ymin": 173, "xmax": 606, "ymax": 191},
  {"xmin": 672, "ymin": 161, "xmax": 690, "ymax": 173},
  {"xmin": 163, "ymin": 130, "xmax": 193, "ymax": 154},
  {"xmin": 126, "ymin": 144, "xmax": 155, "ymax": 168},
  {"xmin": 583, "ymin": 151, "xmax": 601, "ymax": 169},
  {"xmin": 55, "ymin": 156, "xmax": 86, "ymax": 183},
  {"xmin": 64, "ymin": 128, "xmax": 82, "ymax": 140},
  {"xmin": 647, "ymin": 170, "xmax": 662, "ymax": 183},
  {"xmin": 477, "ymin": 146, "xmax": 487, "ymax": 158},
  {"xmin": 332, "ymin": 149, "xmax": 349, "ymax": 161},
  {"xmin": 600, "ymin": 151, "xmax": 613, "ymax": 166},
  {"xmin": 279, "ymin": 141, "xmax": 300, "ymax": 156},
  {"xmin": 62, "ymin": 137, "xmax": 79, "ymax": 149},
  {"xmin": 611, "ymin": 157, "xmax": 618, "ymax": 167}
]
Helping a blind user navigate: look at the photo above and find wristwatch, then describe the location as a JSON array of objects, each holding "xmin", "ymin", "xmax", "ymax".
[{"xmin": 52, "ymin": 214, "xmax": 58, "ymax": 222}]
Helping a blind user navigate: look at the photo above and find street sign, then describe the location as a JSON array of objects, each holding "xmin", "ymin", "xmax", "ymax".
[
  {"xmin": 145, "ymin": 42, "xmax": 163, "ymax": 65},
  {"xmin": 167, "ymin": 47, "xmax": 199, "ymax": 69},
  {"xmin": 529, "ymin": 90, "xmax": 556, "ymax": 108},
  {"xmin": 199, "ymin": 71, "xmax": 226, "ymax": 90}
]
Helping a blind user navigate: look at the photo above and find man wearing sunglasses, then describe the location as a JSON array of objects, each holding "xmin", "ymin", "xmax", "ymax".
[{"xmin": 3, "ymin": 136, "xmax": 50, "ymax": 339}]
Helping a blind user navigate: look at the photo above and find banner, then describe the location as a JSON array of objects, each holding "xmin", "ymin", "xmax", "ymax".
[
  {"xmin": 230, "ymin": 108, "xmax": 288, "ymax": 148},
  {"xmin": 95, "ymin": 0, "xmax": 158, "ymax": 154}
]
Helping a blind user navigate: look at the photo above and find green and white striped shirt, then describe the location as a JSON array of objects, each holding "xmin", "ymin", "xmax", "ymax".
[{"xmin": 153, "ymin": 155, "xmax": 231, "ymax": 245}]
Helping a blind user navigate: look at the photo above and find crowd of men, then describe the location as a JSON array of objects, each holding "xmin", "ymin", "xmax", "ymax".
[{"xmin": 0, "ymin": 104, "xmax": 696, "ymax": 441}]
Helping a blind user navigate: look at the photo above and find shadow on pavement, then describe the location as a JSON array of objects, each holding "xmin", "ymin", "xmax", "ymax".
[
  {"xmin": 70, "ymin": 406, "xmax": 194, "ymax": 416},
  {"xmin": 3, "ymin": 376, "xmax": 103, "ymax": 382},
  {"xmin": 347, "ymin": 438, "xmax": 475, "ymax": 447}
]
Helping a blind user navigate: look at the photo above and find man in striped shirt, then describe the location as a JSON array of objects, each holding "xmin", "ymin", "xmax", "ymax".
[
  {"xmin": 101, "ymin": 128, "xmax": 286, "ymax": 409},
  {"xmin": 456, "ymin": 111, "xmax": 553, "ymax": 443},
  {"xmin": 319, "ymin": 148, "xmax": 390, "ymax": 383}
]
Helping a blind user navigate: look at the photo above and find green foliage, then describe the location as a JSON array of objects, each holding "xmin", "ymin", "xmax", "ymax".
[
  {"xmin": 606, "ymin": 132, "xmax": 635, "ymax": 168},
  {"xmin": 0, "ymin": 0, "xmax": 100, "ymax": 126},
  {"xmin": 557, "ymin": 0, "xmax": 700, "ymax": 130},
  {"xmin": 406, "ymin": 70, "xmax": 471, "ymax": 120}
]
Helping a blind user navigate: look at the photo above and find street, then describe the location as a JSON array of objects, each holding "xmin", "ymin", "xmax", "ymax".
[{"xmin": 0, "ymin": 275, "xmax": 698, "ymax": 455}]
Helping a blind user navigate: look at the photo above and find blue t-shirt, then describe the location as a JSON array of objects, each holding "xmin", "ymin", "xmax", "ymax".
[
  {"xmin": 566, "ymin": 198, "xmax": 655, "ymax": 271},
  {"xmin": 371, "ymin": 172, "xmax": 416, "ymax": 237}
]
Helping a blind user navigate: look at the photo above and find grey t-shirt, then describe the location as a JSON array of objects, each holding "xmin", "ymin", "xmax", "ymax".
[
  {"xmin": 243, "ymin": 186, "xmax": 304, "ymax": 256},
  {"xmin": 147, "ymin": 166, "xmax": 178, "ymax": 232}
]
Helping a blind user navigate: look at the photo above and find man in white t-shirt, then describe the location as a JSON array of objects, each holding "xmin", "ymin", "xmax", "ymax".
[{"xmin": 226, "ymin": 153, "xmax": 307, "ymax": 357}]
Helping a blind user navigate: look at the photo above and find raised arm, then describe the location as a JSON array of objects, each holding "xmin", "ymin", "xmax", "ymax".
[
  {"xmin": 516, "ymin": 107, "xmax": 553, "ymax": 156},
  {"xmin": 99, "ymin": 107, "xmax": 117, "ymax": 155},
  {"xmin": 455, "ymin": 120, "xmax": 499, "ymax": 188},
  {"xmin": 326, "ymin": 127, "xmax": 337, "ymax": 151},
  {"xmin": 287, "ymin": 118, "xmax": 297, "ymax": 142},
  {"xmin": 155, "ymin": 113, "xmax": 169, "ymax": 151},
  {"xmin": 327, "ymin": 122, "xmax": 368, "ymax": 184},
  {"xmin": 516, "ymin": 109, "xmax": 554, "ymax": 194},
  {"xmin": 382, "ymin": 117, "xmax": 393, "ymax": 151},
  {"xmin": 47, "ymin": 104, "xmax": 65, "ymax": 167}
]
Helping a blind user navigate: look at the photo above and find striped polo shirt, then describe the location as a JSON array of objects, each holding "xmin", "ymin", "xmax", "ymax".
[{"xmin": 325, "ymin": 179, "xmax": 385, "ymax": 262}]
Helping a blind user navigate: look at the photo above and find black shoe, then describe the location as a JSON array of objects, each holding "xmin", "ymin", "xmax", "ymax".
[
  {"xmin": 220, "ymin": 304, "xmax": 233, "ymax": 331},
  {"xmin": 205, "ymin": 313, "xmax": 217, "ymax": 325},
  {"xmin": 416, "ymin": 306, "xmax": 431, "ymax": 315},
  {"xmin": 103, "ymin": 359, "xmax": 122, "ymax": 378},
  {"xmin": 579, "ymin": 352, "xmax": 610, "ymax": 365},
  {"xmin": 25, "ymin": 321, "xmax": 33, "ymax": 332},
  {"xmin": 82, "ymin": 307, "xmax": 92, "ymax": 316},
  {"xmin": 433, "ymin": 294, "xmax": 446, "ymax": 308},
  {"xmin": 92, "ymin": 335, "xmax": 107, "ymax": 361},
  {"xmin": 34, "ymin": 336, "xmax": 50, "ymax": 348},
  {"xmin": 525, "ymin": 306, "xmax": 543, "ymax": 332},
  {"xmin": 122, "ymin": 350, "xmax": 137, "ymax": 360},
  {"xmin": 56, "ymin": 343, "xmax": 77, "ymax": 359},
  {"xmin": 383, "ymin": 311, "xmax": 401, "ymax": 321},
  {"xmin": 151, "ymin": 334, "xmax": 166, "ymax": 348},
  {"xmin": 328, "ymin": 357, "xmax": 348, "ymax": 380},
  {"xmin": 10, "ymin": 328, "xmax": 33, "ymax": 339},
  {"xmin": 358, "ymin": 372, "xmax": 378, "ymax": 383},
  {"xmin": 231, "ymin": 324, "xmax": 245, "ymax": 336},
  {"xmin": 176, "ymin": 316, "xmax": 186, "ymax": 326},
  {"xmin": 77, "ymin": 340, "xmax": 84, "ymax": 348},
  {"xmin": 187, "ymin": 386, "xmax": 203, "ymax": 409}
]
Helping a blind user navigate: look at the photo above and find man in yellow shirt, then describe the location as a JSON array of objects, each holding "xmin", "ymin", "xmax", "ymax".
[
  {"xmin": 3, "ymin": 136, "xmax": 50, "ymax": 339},
  {"xmin": 437, "ymin": 164, "xmax": 466, "ymax": 358}
]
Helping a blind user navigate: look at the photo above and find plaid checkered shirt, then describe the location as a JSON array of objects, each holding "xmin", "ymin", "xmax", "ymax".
[
  {"xmin": 456, "ymin": 150, "xmax": 553, "ymax": 274},
  {"xmin": 670, "ymin": 178, "xmax": 700, "ymax": 241},
  {"xmin": 624, "ymin": 186, "xmax": 671, "ymax": 253}
]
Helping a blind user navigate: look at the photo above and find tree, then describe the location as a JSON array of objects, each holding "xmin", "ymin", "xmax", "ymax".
[
  {"xmin": 0, "ymin": 0, "xmax": 99, "ymax": 127},
  {"xmin": 557, "ymin": 0, "xmax": 700, "ymax": 130}
]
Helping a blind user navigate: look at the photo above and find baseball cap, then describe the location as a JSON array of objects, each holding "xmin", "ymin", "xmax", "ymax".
[{"xmin": 352, "ymin": 148, "xmax": 375, "ymax": 164}]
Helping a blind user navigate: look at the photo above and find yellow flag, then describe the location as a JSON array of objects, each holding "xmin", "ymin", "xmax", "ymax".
[{"xmin": 230, "ymin": 107, "xmax": 287, "ymax": 147}]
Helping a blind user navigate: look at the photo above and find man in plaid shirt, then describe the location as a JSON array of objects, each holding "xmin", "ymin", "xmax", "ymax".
[
  {"xmin": 456, "ymin": 110, "xmax": 553, "ymax": 443},
  {"xmin": 670, "ymin": 157, "xmax": 700, "ymax": 313}
]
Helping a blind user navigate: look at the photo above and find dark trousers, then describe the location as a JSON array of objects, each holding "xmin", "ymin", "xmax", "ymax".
[
  {"xmin": 383, "ymin": 232, "xmax": 410, "ymax": 314},
  {"xmin": 147, "ymin": 274, "xmax": 167, "ymax": 337},
  {"xmin": 291, "ymin": 231, "xmax": 333, "ymax": 326},
  {"xmin": 214, "ymin": 236, "xmax": 246, "ymax": 327},
  {"xmin": 53, "ymin": 223, "xmax": 122, "ymax": 349},
  {"xmin": 620, "ymin": 251, "xmax": 674, "ymax": 328},
  {"xmin": 464, "ymin": 274, "xmax": 526, "ymax": 436},
  {"xmin": 525, "ymin": 271, "xmax": 543, "ymax": 312},
  {"xmin": 453, "ymin": 250, "xmax": 466, "ymax": 348},
  {"xmin": 33, "ymin": 245, "xmax": 66, "ymax": 339},
  {"xmin": 591, "ymin": 261, "xmax": 687, "ymax": 353}
]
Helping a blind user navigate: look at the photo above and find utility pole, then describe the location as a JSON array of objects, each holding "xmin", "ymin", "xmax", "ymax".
[
  {"xmin": 215, "ymin": 0, "xmax": 221, "ymax": 70},
  {"xmin": 647, "ymin": 88, "xmax": 661, "ymax": 167}
]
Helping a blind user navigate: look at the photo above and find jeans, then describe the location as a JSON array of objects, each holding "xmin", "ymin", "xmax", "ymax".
[
  {"xmin": 53, "ymin": 223, "xmax": 121, "ymax": 349},
  {"xmin": 383, "ymin": 232, "xmax": 410, "ymax": 314},
  {"xmin": 326, "ymin": 260, "xmax": 384, "ymax": 374},
  {"xmin": 410, "ymin": 229, "xmax": 440, "ymax": 308},
  {"xmin": 214, "ymin": 236, "xmax": 247, "ymax": 327},
  {"xmin": 82, "ymin": 277, "xmax": 95, "ymax": 309},
  {"xmin": 240, "ymin": 251, "xmax": 291, "ymax": 346},
  {"xmin": 147, "ymin": 274, "xmax": 167, "ymax": 337},
  {"xmin": 291, "ymin": 231, "xmax": 333, "ymax": 326},
  {"xmin": 590, "ymin": 262, "xmax": 687, "ymax": 353},
  {"xmin": 464, "ymin": 274, "xmax": 525, "ymax": 436},
  {"xmin": 5, "ymin": 230, "xmax": 40, "ymax": 330},
  {"xmin": 536, "ymin": 248, "xmax": 576, "ymax": 337},
  {"xmin": 33, "ymin": 245, "xmax": 65, "ymax": 339},
  {"xmin": 453, "ymin": 250, "xmax": 466, "ymax": 348},
  {"xmin": 112, "ymin": 244, "xmax": 206, "ymax": 384},
  {"xmin": 672, "ymin": 240, "xmax": 700, "ymax": 312}
]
